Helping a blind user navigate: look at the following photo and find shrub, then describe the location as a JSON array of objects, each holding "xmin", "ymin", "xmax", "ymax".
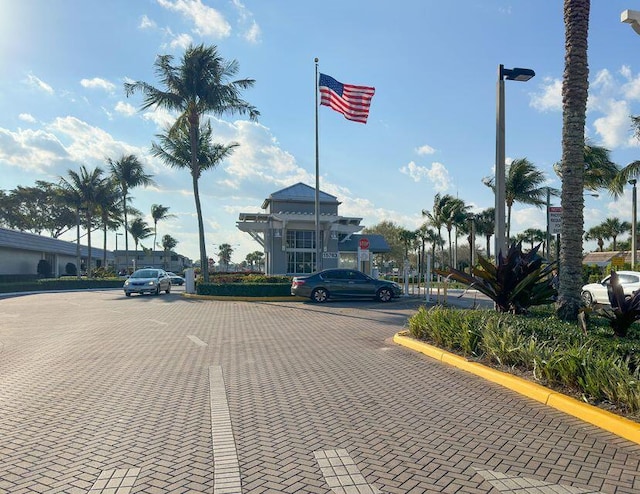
[
  {"xmin": 65, "ymin": 262, "xmax": 77, "ymax": 276},
  {"xmin": 37, "ymin": 259, "xmax": 52, "ymax": 278}
]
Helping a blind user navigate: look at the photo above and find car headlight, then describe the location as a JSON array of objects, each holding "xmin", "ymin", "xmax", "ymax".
[
  {"xmin": 148, "ymin": 281, "xmax": 156, "ymax": 286},
  {"xmin": 124, "ymin": 280, "xmax": 130, "ymax": 286}
]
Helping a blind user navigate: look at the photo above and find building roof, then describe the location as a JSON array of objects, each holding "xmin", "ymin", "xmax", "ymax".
[
  {"xmin": 261, "ymin": 182, "xmax": 339, "ymax": 209},
  {"xmin": 0, "ymin": 227, "xmax": 112, "ymax": 258},
  {"xmin": 583, "ymin": 250, "xmax": 634, "ymax": 267},
  {"xmin": 339, "ymin": 234, "xmax": 391, "ymax": 253}
]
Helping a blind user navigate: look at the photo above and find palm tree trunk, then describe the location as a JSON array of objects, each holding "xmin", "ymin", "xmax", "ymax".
[
  {"xmin": 123, "ymin": 194, "xmax": 129, "ymax": 272},
  {"xmin": 192, "ymin": 172, "xmax": 208, "ymax": 282},
  {"xmin": 86, "ymin": 211, "xmax": 92, "ymax": 277},
  {"xmin": 102, "ymin": 222, "xmax": 108, "ymax": 270},
  {"xmin": 485, "ymin": 235, "xmax": 491, "ymax": 258},
  {"xmin": 557, "ymin": 0, "xmax": 590, "ymax": 321}
]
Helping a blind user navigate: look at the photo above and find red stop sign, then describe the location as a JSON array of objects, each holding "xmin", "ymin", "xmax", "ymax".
[{"xmin": 359, "ymin": 238, "xmax": 370, "ymax": 250}]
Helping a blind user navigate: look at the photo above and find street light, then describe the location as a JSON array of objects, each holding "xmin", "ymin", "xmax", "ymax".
[
  {"xmin": 622, "ymin": 9, "xmax": 640, "ymax": 35},
  {"xmin": 630, "ymin": 179, "xmax": 637, "ymax": 269},
  {"xmin": 495, "ymin": 64, "xmax": 535, "ymax": 259}
]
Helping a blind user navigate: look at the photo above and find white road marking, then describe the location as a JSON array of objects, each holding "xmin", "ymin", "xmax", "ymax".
[
  {"xmin": 475, "ymin": 469, "xmax": 603, "ymax": 493},
  {"xmin": 209, "ymin": 366, "xmax": 242, "ymax": 494},
  {"xmin": 187, "ymin": 335, "xmax": 207, "ymax": 347},
  {"xmin": 314, "ymin": 449, "xmax": 381, "ymax": 493}
]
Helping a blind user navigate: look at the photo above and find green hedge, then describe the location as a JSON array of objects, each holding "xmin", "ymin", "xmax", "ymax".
[
  {"xmin": 0, "ymin": 278, "xmax": 124, "ymax": 294},
  {"xmin": 197, "ymin": 283, "xmax": 292, "ymax": 297}
]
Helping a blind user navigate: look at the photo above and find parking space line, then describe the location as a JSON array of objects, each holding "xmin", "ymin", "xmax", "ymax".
[
  {"xmin": 88, "ymin": 467, "xmax": 141, "ymax": 493},
  {"xmin": 209, "ymin": 366, "xmax": 242, "ymax": 494},
  {"xmin": 187, "ymin": 335, "xmax": 208, "ymax": 347},
  {"xmin": 314, "ymin": 449, "xmax": 381, "ymax": 493}
]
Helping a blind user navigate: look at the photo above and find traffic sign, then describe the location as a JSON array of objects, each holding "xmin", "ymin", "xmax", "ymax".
[
  {"xmin": 359, "ymin": 238, "xmax": 370, "ymax": 250},
  {"xmin": 549, "ymin": 206, "xmax": 562, "ymax": 235}
]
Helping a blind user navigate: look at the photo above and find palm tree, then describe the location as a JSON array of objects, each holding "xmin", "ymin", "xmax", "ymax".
[
  {"xmin": 150, "ymin": 204, "xmax": 175, "ymax": 266},
  {"xmin": 599, "ymin": 218, "xmax": 630, "ymax": 251},
  {"xmin": 151, "ymin": 120, "xmax": 238, "ymax": 279},
  {"xmin": 554, "ymin": 141, "xmax": 622, "ymax": 196},
  {"xmin": 440, "ymin": 196, "xmax": 469, "ymax": 267},
  {"xmin": 516, "ymin": 228, "xmax": 546, "ymax": 251},
  {"xmin": 161, "ymin": 234, "xmax": 179, "ymax": 270},
  {"xmin": 246, "ymin": 251, "xmax": 264, "ymax": 271},
  {"xmin": 483, "ymin": 158, "xmax": 552, "ymax": 241},
  {"xmin": 58, "ymin": 165, "xmax": 108, "ymax": 277},
  {"xmin": 474, "ymin": 207, "xmax": 495, "ymax": 258},
  {"xmin": 422, "ymin": 193, "xmax": 447, "ymax": 246},
  {"xmin": 94, "ymin": 178, "xmax": 123, "ymax": 270},
  {"xmin": 218, "ymin": 243, "xmax": 234, "ymax": 271},
  {"xmin": 585, "ymin": 225, "xmax": 607, "ymax": 252},
  {"xmin": 107, "ymin": 155, "xmax": 154, "ymax": 272},
  {"xmin": 129, "ymin": 217, "xmax": 153, "ymax": 253},
  {"xmin": 125, "ymin": 43, "xmax": 258, "ymax": 283},
  {"xmin": 556, "ymin": 0, "xmax": 590, "ymax": 321}
]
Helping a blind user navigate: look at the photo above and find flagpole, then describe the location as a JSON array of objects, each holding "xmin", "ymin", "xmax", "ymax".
[{"xmin": 314, "ymin": 57, "xmax": 321, "ymax": 272}]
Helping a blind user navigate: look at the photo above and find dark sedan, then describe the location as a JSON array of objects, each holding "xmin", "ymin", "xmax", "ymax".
[{"xmin": 291, "ymin": 268, "xmax": 402, "ymax": 303}]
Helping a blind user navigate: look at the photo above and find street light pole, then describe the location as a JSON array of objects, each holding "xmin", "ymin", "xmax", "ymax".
[
  {"xmin": 631, "ymin": 180, "xmax": 637, "ymax": 269},
  {"xmin": 495, "ymin": 64, "xmax": 535, "ymax": 260}
]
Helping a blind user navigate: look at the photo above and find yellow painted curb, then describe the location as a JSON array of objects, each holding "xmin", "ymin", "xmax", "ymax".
[{"xmin": 393, "ymin": 332, "xmax": 640, "ymax": 445}]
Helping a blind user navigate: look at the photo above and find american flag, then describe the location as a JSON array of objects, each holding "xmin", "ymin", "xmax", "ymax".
[{"xmin": 319, "ymin": 73, "xmax": 375, "ymax": 124}]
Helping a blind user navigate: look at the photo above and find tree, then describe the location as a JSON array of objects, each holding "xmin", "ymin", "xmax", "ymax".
[
  {"xmin": 483, "ymin": 158, "xmax": 552, "ymax": 241},
  {"xmin": 516, "ymin": 228, "xmax": 546, "ymax": 251},
  {"xmin": 554, "ymin": 141, "xmax": 622, "ymax": 196},
  {"xmin": 161, "ymin": 234, "xmax": 179, "ymax": 270},
  {"xmin": 151, "ymin": 204, "xmax": 175, "ymax": 266},
  {"xmin": 440, "ymin": 195, "xmax": 469, "ymax": 268},
  {"xmin": 94, "ymin": 177, "xmax": 122, "ymax": 270},
  {"xmin": 58, "ymin": 166, "xmax": 109, "ymax": 277},
  {"xmin": 125, "ymin": 43, "xmax": 258, "ymax": 283},
  {"xmin": 557, "ymin": 0, "xmax": 590, "ymax": 321},
  {"xmin": 246, "ymin": 251, "xmax": 264, "ymax": 270},
  {"xmin": 129, "ymin": 217, "xmax": 153, "ymax": 253},
  {"xmin": 585, "ymin": 225, "xmax": 607, "ymax": 252},
  {"xmin": 108, "ymin": 155, "xmax": 154, "ymax": 272},
  {"xmin": 217, "ymin": 243, "xmax": 234, "ymax": 271},
  {"xmin": 474, "ymin": 207, "xmax": 495, "ymax": 258},
  {"xmin": 599, "ymin": 218, "xmax": 629, "ymax": 251},
  {"xmin": 362, "ymin": 220, "xmax": 405, "ymax": 268},
  {"xmin": 422, "ymin": 193, "xmax": 447, "ymax": 249}
]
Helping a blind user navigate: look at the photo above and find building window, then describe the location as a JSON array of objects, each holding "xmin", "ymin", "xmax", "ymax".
[
  {"xmin": 286, "ymin": 230, "xmax": 316, "ymax": 249},
  {"xmin": 287, "ymin": 251, "xmax": 316, "ymax": 274}
]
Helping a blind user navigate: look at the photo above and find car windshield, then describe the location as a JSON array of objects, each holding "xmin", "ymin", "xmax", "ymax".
[{"xmin": 131, "ymin": 269, "xmax": 159, "ymax": 279}]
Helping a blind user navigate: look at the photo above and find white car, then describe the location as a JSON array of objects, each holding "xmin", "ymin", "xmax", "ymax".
[{"xmin": 581, "ymin": 270, "xmax": 640, "ymax": 306}]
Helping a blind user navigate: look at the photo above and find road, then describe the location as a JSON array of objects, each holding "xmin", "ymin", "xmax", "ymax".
[{"xmin": 1, "ymin": 289, "xmax": 639, "ymax": 493}]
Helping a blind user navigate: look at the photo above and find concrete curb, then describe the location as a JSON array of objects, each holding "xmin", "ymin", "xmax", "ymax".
[{"xmin": 393, "ymin": 332, "xmax": 640, "ymax": 445}]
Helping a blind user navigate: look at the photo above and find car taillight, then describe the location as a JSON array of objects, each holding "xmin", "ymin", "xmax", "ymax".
[{"xmin": 292, "ymin": 279, "xmax": 305, "ymax": 287}]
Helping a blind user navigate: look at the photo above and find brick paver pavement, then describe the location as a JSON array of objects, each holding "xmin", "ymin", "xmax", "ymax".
[{"xmin": 1, "ymin": 290, "xmax": 639, "ymax": 493}]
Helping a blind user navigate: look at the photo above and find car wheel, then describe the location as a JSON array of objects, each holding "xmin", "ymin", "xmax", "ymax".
[
  {"xmin": 581, "ymin": 290, "xmax": 594, "ymax": 306},
  {"xmin": 125, "ymin": 292, "xmax": 131, "ymax": 297},
  {"xmin": 165, "ymin": 284, "xmax": 171, "ymax": 294},
  {"xmin": 155, "ymin": 286, "xmax": 161, "ymax": 296},
  {"xmin": 311, "ymin": 288, "xmax": 329, "ymax": 303},
  {"xmin": 376, "ymin": 287, "xmax": 393, "ymax": 302}
]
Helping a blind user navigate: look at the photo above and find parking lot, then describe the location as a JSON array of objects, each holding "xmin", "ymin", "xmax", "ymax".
[{"xmin": 1, "ymin": 290, "xmax": 639, "ymax": 493}]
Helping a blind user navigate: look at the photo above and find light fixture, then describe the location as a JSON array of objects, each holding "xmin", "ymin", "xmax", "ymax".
[{"xmin": 622, "ymin": 9, "xmax": 640, "ymax": 35}]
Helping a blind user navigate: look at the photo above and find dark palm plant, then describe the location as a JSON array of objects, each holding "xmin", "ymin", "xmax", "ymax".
[
  {"xmin": 557, "ymin": 0, "xmax": 590, "ymax": 321},
  {"xmin": 107, "ymin": 154, "xmax": 154, "ymax": 271},
  {"xmin": 125, "ymin": 43, "xmax": 258, "ymax": 282},
  {"xmin": 596, "ymin": 271, "xmax": 640, "ymax": 338},
  {"xmin": 129, "ymin": 217, "xmax": 153, "ymax": 252}
]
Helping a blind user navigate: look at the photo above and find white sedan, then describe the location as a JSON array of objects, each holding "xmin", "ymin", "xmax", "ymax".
[{"xmin": 581, "ymin": 270, "xmax": 640, "ymax": 306}]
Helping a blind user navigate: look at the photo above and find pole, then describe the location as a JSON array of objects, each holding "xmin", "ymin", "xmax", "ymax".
[
  {"xmin": 314, "ymin": 57, "xmax": 321, "ymax": 272},
  {"xmin": 546, "ymin": 188, "xmax": 551, "ymax": 260},
  {"xmin": 495, "ymin": 65, "xmax": 506, "ymax": 260},
  {"xmin": 76, "ymin": 206, "xmax": 81, "ymax": 279},
  {"xmin": 632, "ymin": 181, "xmax": 637, "ymax": 269},
  {"xmin": 425, "ymin": 254, "xmax": 432, "ymax": 302}
]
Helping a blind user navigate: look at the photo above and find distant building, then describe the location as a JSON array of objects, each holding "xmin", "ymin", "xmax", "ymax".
[
  {"xmin": 113, "ymin": 250, "xmax": 192, "ymax": 274},
  {"xmin": 236, "ymin": 183, "xmax": 390, "ymax": 275},
  {"xmin": 0, "ymin": 227, "xmax": 112, "ymax": 277},
  {"xmin": 582, "ymin": 250, "xmax": 636, "ymax": 268}
]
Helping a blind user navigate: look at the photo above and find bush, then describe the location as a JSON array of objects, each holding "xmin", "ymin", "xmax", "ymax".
[
  {"xmin": 37, "ymin": 259, "xmax": 52, "ymax": 278},
  {"xmin": 197, "ymin": 283, "xmax": 291, "ymax": 297},
  {"xmin": 65, "ymin": 262, "xmax": 77, "ymax": 276}
]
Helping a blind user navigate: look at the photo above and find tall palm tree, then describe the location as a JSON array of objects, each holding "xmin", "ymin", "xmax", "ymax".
[
  {"xmin": 599, "ymin": 218, "xmax": 630, "ymax": 251},
  {"xmin": 585, "ymin": 225, "xmax": 607, "ymax": 252},
  {"xmin": 557, "ymin": 0, "xmax": 590, "ymax": 321},
  {"xmin": 422, "ymin": 193, "xmax": 447, "ymax": 245},
  {"xmin": 94, "ymin": 178, "xmax": 123, "ymax": 270},
  {"xmin": 107, "ymin": 155, "xmax": 154, "ymax": 272},
  {"xmin": 516, "ymin": 228, "xmax": 546, "ymax": 251},
  {"xmin": 151, "ymin": 120, "xmax": 238, "ymax": 278},
  {"xmin": 58, "ymin": 165, "xmax": 108, "ymax": 277},
  {"xmin": 129, "ymin": 217, "xmax": 153, "ymax": 253},
  {"xmin": 483, "ymin": 158, "xmax": 552, "ymax": 241},
  {"xmin": 150, "ymin": 204, "xmax": 175, "ymax": 266},
  {"xmin": 161, "ymin": 234, "xmax": 179, "ymax": 270},
  {"xmin": 441, "ymin": 196, "xmax": 469, "ymax": 268},
  {"xmin": 125, "ymin": 43, "xmax": 258, "ymax": 283},
  {"xmin": 474, "ymin": 207, "xmax": 495, "ymax": 258}
]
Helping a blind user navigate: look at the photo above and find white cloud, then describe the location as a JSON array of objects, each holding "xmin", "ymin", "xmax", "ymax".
[
  {"xmin": 415, "ymin": 144, "xmax": 435, "ymax": 155},
  {"xmin": 114, "ymin": 101, "xmax": 137, "ymax": 117},
  {"xmin": 139, "ymin": 15, "xmax": 156, "ymax": 29},
  {"xmin": 243, "ymin": 21, "xmax": 261, "ymax": 44},
  {"xmin": 232, "ymin": 0, "xmax": 261, "ymax": 43},
  {"xmin": 530, "ymin": 77, "xmax": 561, "ymax": 112},
  {"xmin": 168, "ymin": 32, "xmax": 194, "ymax": 50},
  {"xmin": 593, "ymin": 99, "xmax": 632, "ymax": 148},
  {"xmin": 18, "ymin": 113, "xmax": 36, "ymax": 123},
  {"xmin": 0, "ymin": 127, "xmax": 68, "ymax": 173},
  {"xmin": 24, "ymin": 74, "xmax": 54, "ymax": 95},
  {"xmin": 399, "ymin": 161, "xmax": 451, "ymax": 192},
  {"xmin": 157, "ymin": 0, "xmax": 231, "ymax": 38},
  {"xmin": 80, "ymin": 77, "xmax": 116, "ymax": 93}
]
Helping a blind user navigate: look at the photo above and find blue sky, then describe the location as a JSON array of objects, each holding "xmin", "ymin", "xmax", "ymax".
[{"xmin": 1, "ymin": 1, "xmax": 640, "ymax": 264}]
